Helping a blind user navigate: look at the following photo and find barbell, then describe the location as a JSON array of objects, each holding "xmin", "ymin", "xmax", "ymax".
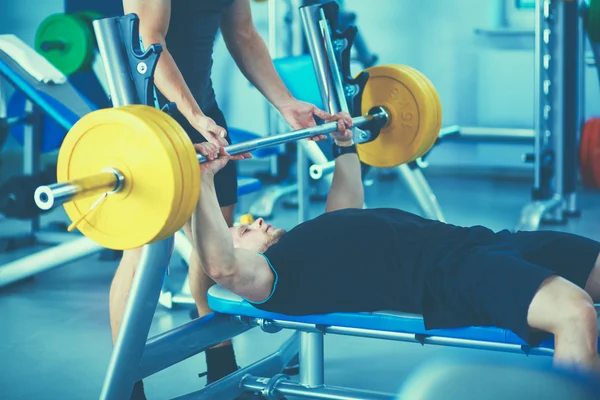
[{"xmin": 33, "ymin": 64, "xmax": 442, "ymax": 250}]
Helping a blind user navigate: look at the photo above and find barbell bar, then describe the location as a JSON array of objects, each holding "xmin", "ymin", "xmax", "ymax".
[
  {"xmin": 34, "ymin": 107, "xmax": 387, "ymax": 212},
  {"xmin": 198, "ymin": 107, "xmax": 387, "ymax": 163}
]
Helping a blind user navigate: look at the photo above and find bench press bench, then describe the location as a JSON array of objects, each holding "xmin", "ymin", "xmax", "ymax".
[{"xmin": 198, "ymin": 284, "xmax": 600, "ymax": 399}]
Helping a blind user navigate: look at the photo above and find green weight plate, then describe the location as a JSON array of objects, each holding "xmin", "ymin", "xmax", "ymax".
[
  {"xmin": 74, "ymin": 11, "xmax": 104, "ymax": 47},
  {"xmin": 74, "ymin": 11, "xmax": 104, "ymax": 41},
  {"xmin": 35, "ymin": 13, "xmax": 94, "ymax": 75},
  {"xmin": 588, "ymin": 0, "xmax": 600, "ymax": 43}
]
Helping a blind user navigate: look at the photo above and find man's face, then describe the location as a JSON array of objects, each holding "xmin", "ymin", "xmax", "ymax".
[{"xmin": 230, "ymin": 218, "xmax": 286, "ymax": 252}]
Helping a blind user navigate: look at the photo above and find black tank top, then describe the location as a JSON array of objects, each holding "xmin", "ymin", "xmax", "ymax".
[
  {"xmin": 163, "ymin": 0, "xmax": 235, "ymax": 110},
  {"xmin": 257, "ymin": 208, "xmax": 471, "ymax": 316}
]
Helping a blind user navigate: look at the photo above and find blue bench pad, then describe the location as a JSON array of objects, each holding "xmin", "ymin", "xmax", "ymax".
[
  {"xmin": 0, "ymin": 49, "xmax": 92, "ymax": 130},
  {"xmin": 207, "ymin": 285, "xmax": 557, "ymax": 350}
]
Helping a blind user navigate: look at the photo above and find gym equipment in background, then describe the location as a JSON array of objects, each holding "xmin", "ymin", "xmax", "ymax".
[
  {"xmin": 1, "ymin": 12, "xmax": 109, "ymax": 154},
  {"xmin": 35, "ymin": 11, "xmax": 103, "ymax": 76},
  {"xmin": 516, "ymin": 0, "xmax": 592, "ymax": 231},
  {"xmin": 0, "ymin": 33, "xmax": 104, "ymax": 286},
  {"xmin": 6, "ymin": 89, "xmax": 81, "ymax": 153},
  {"xmin": 35, "ymin": 11, "xmax": 112, "ymax": 111},
  {"xmin": 579, "ymin": 117, "xmax": 600, "ymax": 188},
  {"xmin": 579, "ymin": 1, "xmax": 600, "ymax": 190},
  {"xmin": 0, "ymin": 166, "xmax": 56, "ymax": 220},
  {"xmin": 586, "ymin": 0, "xmax": 600, "ymax": 44}
]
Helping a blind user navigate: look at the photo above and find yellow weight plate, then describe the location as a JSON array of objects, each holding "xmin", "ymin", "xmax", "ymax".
[
  {"xmin": 123, "ymin": 106, "xmax": 185, "ymax": 243},
  {"xmin": 139, "ymin": 106, "xmax": 200, "ymax": 236},
  {"xmin": 159, "ymin": 111, "xmax": 201, "ymax": 233},
  {"xmin": 124, "ymin": 105, "xmax": 191, "ymax": 240},
  {"xmin": 134, "ymin": 106, "xmax": 192, "ymax": 239},
  {"xmin": 413, "ymin": 69, "xmax": 443, "ymax": 159},
  {"xmin": 121, "ymin": 105, "xmax": 187, "ymax": 244},
  {"xmin": 381, "ymin": 65, "xmax": 437, "ymax": 163},
  {"xmin": 357, "ymin": 64, "xmax": 440, "ymax": 168},
  {"xmin": 406, "ymin": 69, "xmax": 440, "ymax": 159},
  {"xmin": 57, "ymin": 106, "xmax": 182, "ymax": 250},
  {"xmin": 394, "ymin": 65, "xmax": 440, "ymax": 159}
]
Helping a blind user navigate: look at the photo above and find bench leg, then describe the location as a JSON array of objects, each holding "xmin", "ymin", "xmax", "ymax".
[{"xmin": 299, "ymin": 331, "xmax": 324, "ymax": 387}]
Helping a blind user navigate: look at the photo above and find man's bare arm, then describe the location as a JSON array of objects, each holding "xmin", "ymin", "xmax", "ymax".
[
  {"xmin": 192, "ymin": 145, "xmax": 273, "ymax": 302},
  {"xmin": 325, "ymin": 115, "xmax": 364, "ymax": 212},
  {"xmin": 325, "ymin": 150, "xmax": 364, "ymax": 213},
  {"xmin": 220, "ymin": 0, "xmax": 295, "ymax": 109}
]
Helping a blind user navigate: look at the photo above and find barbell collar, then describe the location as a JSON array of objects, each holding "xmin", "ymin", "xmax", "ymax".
[
  {"xmin": 197, "ymin": 108, "xmax": 388, "ymax": 163},
  {"xmin": 34, "ymin": 169, "xmax": 123, "ymax": 211}
]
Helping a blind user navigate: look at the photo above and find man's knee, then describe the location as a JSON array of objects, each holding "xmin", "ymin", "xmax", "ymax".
[
  {"xmin": 528, "ymin": 276, "xmax": 597, "ymax": 334},
  {"xmin": 584, "ymin": 253, "xmax": 600, "ymax": 300},
  {"xmin": 557, "ymin": 295, "xmax": 597, "ymax": 334}
]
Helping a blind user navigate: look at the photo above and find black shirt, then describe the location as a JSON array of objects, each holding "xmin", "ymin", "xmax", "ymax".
[
  {"xmin": 255, "ymin": 208, "xmax": 470, "ymax": 316},
  {"xmin": 161, "ymin": 0, "xmax": 235, "ymax": 110}
]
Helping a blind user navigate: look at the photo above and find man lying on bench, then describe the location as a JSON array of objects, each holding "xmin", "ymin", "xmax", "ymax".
[{"xmin": 192, "ymin": 112, "xmax": 600, "ymax": 376}]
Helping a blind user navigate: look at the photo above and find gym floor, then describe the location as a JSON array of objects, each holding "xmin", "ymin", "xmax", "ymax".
[{"xmin": 1, "ymin": 167, "xmax": 599, "ymax": 399}]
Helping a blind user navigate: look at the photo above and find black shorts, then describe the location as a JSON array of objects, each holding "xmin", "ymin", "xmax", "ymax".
[
  {"xmin": 423, "ymin": 229, "xmax": 600, "ymax": 346},
  {"xmin": 171, "ymin": 104, "xmax": 238, "ymax": 207}
]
